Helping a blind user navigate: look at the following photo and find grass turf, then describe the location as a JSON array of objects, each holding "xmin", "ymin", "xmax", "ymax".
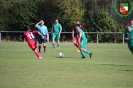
[{"xmin": 0, "ymin": 42, "xmax": 133, "ymax": 88}]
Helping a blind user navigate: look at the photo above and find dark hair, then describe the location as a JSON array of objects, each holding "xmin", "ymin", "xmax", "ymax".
[
  {"xmin": 55, "ymin": 18, "xmax": 58, "ymax": 20},
  {"xmin": 75, "ymin": 24, "xmax": 80, "ymax": 27},
  {"xmin": 76, "ymin": 20, "xmax": 79, "ymax": 22},
  {"xmin": 124, "ymin": 23, "xmax": 130, "ymax": 26},
  {"xmin": 26, "ymin": 25, "xmax": 30, "ymax": 30},
  {"xmin": 25, "ymin": 25, "xmax": 32, "ymax": 31}
]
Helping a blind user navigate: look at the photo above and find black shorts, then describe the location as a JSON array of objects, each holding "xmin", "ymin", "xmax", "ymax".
[{"xmin": 38, "ymin": 35, "xmax": 47, "ymax": 44}]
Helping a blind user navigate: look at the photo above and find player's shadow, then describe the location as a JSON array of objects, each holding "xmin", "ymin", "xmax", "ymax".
[{"xmin": 55, "ymin": 56, "xmax": 75, "ymax": 58}]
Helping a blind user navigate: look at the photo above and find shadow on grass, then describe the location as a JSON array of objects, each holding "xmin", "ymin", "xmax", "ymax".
[
  {"xmin": 101, "ymin": 64, "xmax": 128, "ymax": 67},
  {"xmin": 118, "ymin": 70, "xmax": 133, "ymax": 72},
  {"xmin": 55, "ymin": 56, "xmax": 77, "ymax": 58}
]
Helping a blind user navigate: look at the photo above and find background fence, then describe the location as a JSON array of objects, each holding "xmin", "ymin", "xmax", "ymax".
[{"xmin": 0, "ymin": 31, "xmax": 125, "ymax": 44}]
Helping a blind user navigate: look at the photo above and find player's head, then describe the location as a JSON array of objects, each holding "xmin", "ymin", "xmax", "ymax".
[
  {"xmin": 25, "ymin": 25, "xmax": 33, "ymax": 31},
  {"xmin": 26, "ymin": 25, "xmax": 30, "ymax": 30},
  {"xmin": 125, "ymin": 23, "xmax": 130, "ymax": 29},
  {"xmin": 40, "ymin": 20, "xmax": 44, "ymax": 25},
  {"xmin": 76, "ymin": 20, "xmax": 80, "ymax": 24},
  {"xmin": 75, "ymin": 24, "xmax": 80, "ymax": 29},
  {"xmin": 131, "ymin": 19, "xmax": 133, "ymax": 25},
  {"xmin": 55, "ymin": 19, "xmax": 59, "ymax": 24}
]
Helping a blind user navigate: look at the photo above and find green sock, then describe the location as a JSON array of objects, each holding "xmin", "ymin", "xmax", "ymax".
[
  {"xmin": 83, "ymin": 49, "xmax": 91, "ymax": 54},
  {"xmin": 81, "ymin": 51, "xmax": 85, "ymax": 57},
  {"xmin": 58, "ymin": 43, "xmax": 60, "ymax": 47},
  {"xmin": 52, "ymin": 42, "xmax": 55, "ymax": 47}
]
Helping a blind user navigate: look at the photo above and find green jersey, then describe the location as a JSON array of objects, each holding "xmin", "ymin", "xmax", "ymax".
[
  {"xmin": 131, "ymin": 25, "xmax": 133, "ymax": 29},
  {"xmin": 52, "ymin": 23, "xmax": 62, "ymax": 33},
  {"xmin": 78, "ymin": 28, "xmax": 87, "ymax": 40},
  {"xmin": 124, "ymin": 28, "xmax": 133, "ymax": 46}
]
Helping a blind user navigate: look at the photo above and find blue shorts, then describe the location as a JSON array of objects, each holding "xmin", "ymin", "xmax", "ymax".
[{"xmin": 38, "ymin": 35, "xmax": 47, "ymax": 44}]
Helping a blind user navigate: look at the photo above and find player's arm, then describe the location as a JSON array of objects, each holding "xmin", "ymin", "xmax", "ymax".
[
  {"xmin": 37, "ymin": 31, "xmax": 45, "ymax": 39},
  {"xmin": 33, "ymin": 30, "xmax": 44, "ymax": 39},
  {"xmin": 125, "ymin": 37, "xmax": 129, "ymax": 41},
  {"xmin": 124, "ymin": 31, "xmax": 129, "ymax": 41},
  {"xmin": 51, "ymin": 26, "xmax": 53, "ymax": 35},
  {"xmin": 72, "ymin": 26, "xmax": 74, "ymax": 38},
  {"xmin": 35, "ymin": 20, "xmax": 42, "ymax": 27},
  {"xmin": 20, "ymin": 34, "xmax": 25, "ymax": 41},
  {"xmin": 80, "ymin": 24, "xmax": 83, "ymax": 29},
  {"xmin": 58, "ymin": 24, "xmax": 62, "ymax": 36},
  {"xmin": 46, "ymin": 27, "xmax": 49, "ymax": 41}
]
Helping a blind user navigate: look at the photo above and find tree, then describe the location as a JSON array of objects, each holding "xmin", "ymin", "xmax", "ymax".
[
  {"xmin": 56, "ymin": 0, "xmax": 84, "ymax": 31},
  {"xmin": 8, "ymin": 0, "xmax": 39, "ymax": 31}
]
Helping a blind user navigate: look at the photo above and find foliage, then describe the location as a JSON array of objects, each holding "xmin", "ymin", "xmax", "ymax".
[
  {"xmin": 83, "ymin": 0, "xmax": 123, "ymax": 43},
  {"xmin": 0, "ymin": 0, "xmax": 131, "ymax": 42},
  {"xmin": 8, "ymin": 0, "xmax": 39, "ymax": 30},
  {"xmin": 56, "ymin": 0, "xmax": 84, "ymax": 30}
]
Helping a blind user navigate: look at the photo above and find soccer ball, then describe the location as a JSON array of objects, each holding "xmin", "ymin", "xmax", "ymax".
[{"xmin": 58, "ymin": 52, "xmax": 64, "ymax": 58}]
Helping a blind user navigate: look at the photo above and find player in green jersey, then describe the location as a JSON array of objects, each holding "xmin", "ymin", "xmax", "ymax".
[
  {"xmin": 124, "ymin": 23, "xmax": 133, "ymax": 54},
  {"xmin": 51, "ymin": 19, "xmax": 62, "ymax": 48},
  {"xmin": 75, "ymin": 24, "xmax": 92, "ymax": 58}
]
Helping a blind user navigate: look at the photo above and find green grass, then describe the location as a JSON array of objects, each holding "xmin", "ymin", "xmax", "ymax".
[{"xmin": 0, "ymin": 42, "xmax": 133, "ymax": 88}]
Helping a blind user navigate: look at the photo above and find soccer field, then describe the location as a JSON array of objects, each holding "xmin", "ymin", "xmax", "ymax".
[{"xmin": 0, "ymin": 42, "xmax": 133, "ymax": 88}]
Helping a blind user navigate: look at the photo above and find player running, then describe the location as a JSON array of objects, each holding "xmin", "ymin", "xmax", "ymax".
[
  {"xmin": 72, "ymin": 20, "xmax": 83, "ymax": 52},
  {"xmin": 24, "ymin": 26, "xmax": 44, "ymax": 60},
  {"xmin": 75, "ymin": 24, "xmax": 92, "ymax": 58},
  {"xmin": 124, "ymin": 23, "xmax": 133, "ymax": 54},
  {"xmin": 51, "ymin": 19, "xmax": 62, "ymax": 48},
  {"xmin": 35, "ymin": 20, "xmax": 49, "ymax": 53}
]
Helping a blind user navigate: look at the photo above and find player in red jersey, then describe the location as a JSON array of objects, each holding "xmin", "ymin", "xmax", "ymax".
[
  {"xmin": 24, "ymin": 26, "xmax": 44, "ymax": 60},
  {"xmin": 72, "ymin": 20, "xmax": 83, "ymax": 52}
]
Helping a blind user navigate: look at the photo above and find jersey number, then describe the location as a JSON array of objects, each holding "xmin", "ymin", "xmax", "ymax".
[{"xmin": 27, "ymin": 32, "xmax": 35, "ymax": 39}]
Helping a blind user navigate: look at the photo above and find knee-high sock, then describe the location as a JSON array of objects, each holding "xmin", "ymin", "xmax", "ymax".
[
  {"xmin": 83, "ymin": 49, "xmax": 91, "ymax": 54},
  {"xmin": 81, "ymin": 51, "xmax": 85, "ymax": 57},
  {"xmin": 74, "ymin": 43, "xmax": 79, "ymax": 48},
  {"xmin": 44, "ymin": 46, "xmax": 46, "ymax": 52},
  {"xmin": 52, "ymin": 42, "xmax": 55, "ymax": 47},
  {"xmin": 34, "ymin": 49, "xmax": 40, "ymax": 58},
  {"xmin": 58, "ymin": 43, "xmax": 60, "ymax": 47}
]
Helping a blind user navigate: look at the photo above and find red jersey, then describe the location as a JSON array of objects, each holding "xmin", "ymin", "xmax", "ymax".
[
  {"xmin": 72, "ymin": 24, "xmax": 83, "ymax": 37},
  {"xmin": 24, "ymin": 30, "xmax": 38, "ymax": 45}
]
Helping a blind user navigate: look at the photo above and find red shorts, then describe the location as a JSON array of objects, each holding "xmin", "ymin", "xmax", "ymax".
[
  {"xmin": 28, "ymin": 42, "xmax": 37, "ymax": 50},
  {"xmin": 73, "ymin": 36, "xmax": 79, "ymax": 42}
]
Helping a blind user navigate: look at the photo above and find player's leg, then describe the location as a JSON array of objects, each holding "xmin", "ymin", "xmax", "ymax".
[
  {"xmin": 80, "ymin": 39, "xmax": 92, "ymax": 58},
  {"xmin": 73, "ymin": 37, "xmax": 80, "ymax": 52},
  {"xmin": 34, "ymin": 48, "xmax": 42, "ymax": 60},
  {"xmin": 29, "ymin": 43, "xmax": 42, "ymax": 60},
  {"xmin": 57, "ymin": 35, "xmax": 60, "ymax": 48},
  {"xmin": 38, "ymin": 35, "xmax": 42, "ymax": 52},
  {"xmin": 52, "ymin": 33, "xmax": 56, "ymax": 48},
  {"xmin": 129, "ymin": 45, "xmax": 133, "ymax": 54},
  {"xmin": 43, "ymin": 35, "xmax": 47, "ymax": 53},
  {"xmin": 76, "ymin": 37, "xmax": 80, "ymax": 52}
]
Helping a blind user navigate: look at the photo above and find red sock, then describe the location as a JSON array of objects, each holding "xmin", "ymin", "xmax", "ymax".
[
  {"xmin": 74, "ymin": 43, "xmax": 80, "ymax": 49},
  {"xmin": 74, "ymin": 43, "xmax": 78, "ymax": 48},
  {"xmin": 77, "ymin": 43, "xmax": 80, "ymax": 49},
  {"xmin": 34, "ymin": 49, "xmax": 40, "ymax": 58}
]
